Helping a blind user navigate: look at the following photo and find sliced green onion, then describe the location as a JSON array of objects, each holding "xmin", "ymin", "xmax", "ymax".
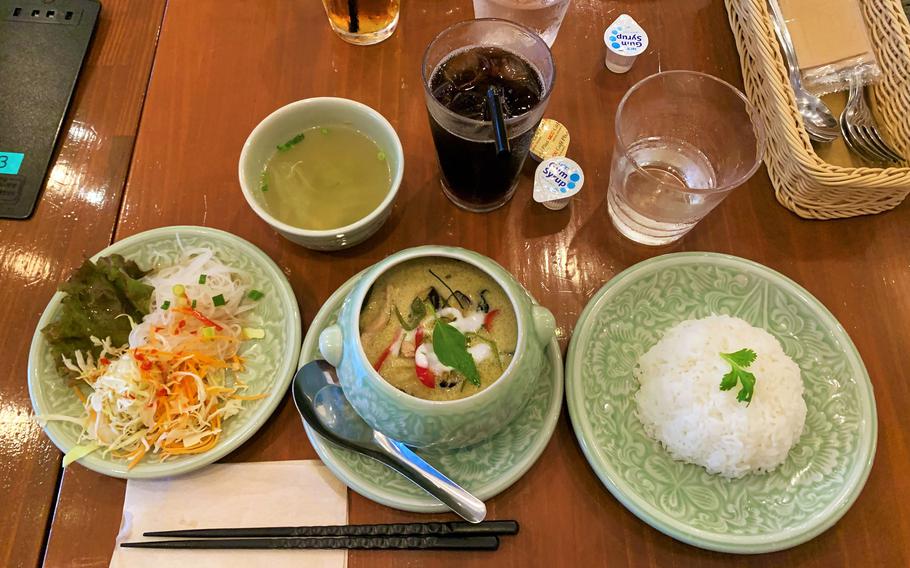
[
  {"xmin": 247, "ymin": 289, "xmax": 264, "ymax": 301},
  {"xmin": 172, "ymin": 284, "xmax": 185, "ymax": 296},
  {"xmin": 377, "ymin": 151, "xmax": 386, "ymax": 161},
  {"xmin": 320, "ymin": 128, "xmax": 329, "ymax": 135},
  {"xmin": 212, "ymin": 294, "xmax": 226, "ymax": 307},
  {"xmin": 198, "ymin": 274, "xmax": 207, "ymax": 284},
  {"xmin": 242, "ymin": 327, "xmax": 265, "ymax": 339},
  {"xmin": 191, "ymin": 299, "xmax": 197, "ymax": 309},
  {"xmin": 161, "ymin": 300, "xmax": 171, "ymax": 310},
  {"xmin": 277, "ymin": 133, "xmax": 305, "ymax": 152},
  {"xmin": 201, "ymin": 326, "xmax": 216, "ymax": 338}
]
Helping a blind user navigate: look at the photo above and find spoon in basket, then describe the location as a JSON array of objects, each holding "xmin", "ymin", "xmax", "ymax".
[{"xmin": 766, "ymin": 0, "xmax": 839, "ymax": 143}]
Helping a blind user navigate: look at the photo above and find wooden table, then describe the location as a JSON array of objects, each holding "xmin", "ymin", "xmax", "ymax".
[{"xmin": 2, "ymin": 0, "xmax": 908, "ymax": 566}]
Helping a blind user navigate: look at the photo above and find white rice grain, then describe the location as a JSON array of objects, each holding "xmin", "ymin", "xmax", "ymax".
[{"xmin": 634, "ymin": 315, "xmax": 807, "ymax": 478}]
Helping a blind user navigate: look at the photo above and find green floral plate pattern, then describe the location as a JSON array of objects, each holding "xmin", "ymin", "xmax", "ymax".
[
  {"xmin": 299, "ymin": 273, "xmax": 563, "ymax": 513},
  {"xmin": 28, "ymin": 226, "xmax": 302, "ymax": 479},
  {"xmin": 566, "ymin": 252, "xmax": 877, "ymax": 554}
]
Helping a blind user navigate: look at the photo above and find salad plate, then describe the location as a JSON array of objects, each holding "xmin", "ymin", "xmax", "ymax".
[
  {"xmin": 28, "ymin": 226, "xmax": 302, "ymax": 479},
  {"xmin": 299, "ymin": 272, "xmax": 563, "ymax": 512},
  {"xmin": 565, "ymin": 252, "xmax": 877, "ymax": 553}
]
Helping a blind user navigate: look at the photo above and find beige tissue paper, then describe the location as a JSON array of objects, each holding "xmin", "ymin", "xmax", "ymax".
[{"xmin": 111, "ymin": 460, "xmax": 348, "ymax": 568}]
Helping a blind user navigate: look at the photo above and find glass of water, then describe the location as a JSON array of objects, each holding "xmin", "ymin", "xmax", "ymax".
[
  {"xmin": 471, "ymin": 0, "xmax": 571, "ymax": 47},
  {"xmin": 607, "ymin": 71, "xmax": 766, "ymax": 246}
]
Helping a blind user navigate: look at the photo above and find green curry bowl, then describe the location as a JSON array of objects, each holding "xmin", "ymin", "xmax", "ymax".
[{"xmin": 318, "ymin": 246, "xmax": 556, "ymax": 449}]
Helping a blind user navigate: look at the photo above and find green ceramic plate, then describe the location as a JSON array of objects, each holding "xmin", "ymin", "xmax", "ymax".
[
  {"xmin": 28, "ymin": 226, "xmax": 302, "ymax": 479},
  {"xmin": 299, "ymin": 273, "xmax": 563, "ymax": 512},
  {"xmin": 566, "ymin": 252, "xmax": 876, "ymax": 554}
]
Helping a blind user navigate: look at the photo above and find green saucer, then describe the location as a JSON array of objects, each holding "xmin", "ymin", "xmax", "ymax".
[
  {"xmin": 566, "ymin": 252, "xmax": 877, "ymax": 553},
  {"xmin": 299, "ymin": 273, "xmax": 563, "ymax": 513}
]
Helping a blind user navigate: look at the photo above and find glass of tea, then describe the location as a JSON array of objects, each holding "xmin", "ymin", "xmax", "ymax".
[
  {"xmin": 422, "ymin": 19, "xmax": 556, "ymax": 212},
  {"xmin": 321, "ymin": 0, "xmax": 400, "ymax": 45}
]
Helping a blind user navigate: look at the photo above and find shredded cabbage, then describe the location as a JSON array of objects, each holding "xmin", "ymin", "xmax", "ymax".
[{"xmin": 44, "ymin": 244, "xmax": 265, "ymax": 469}]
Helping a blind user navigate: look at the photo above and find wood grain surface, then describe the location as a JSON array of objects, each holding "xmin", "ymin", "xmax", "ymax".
[
  {"xmin": 0, "ymin": 2, "xmax": 165, "ymax": 567},
  {"xmin": 21, "ymin": 0, "xmax": 910, "ymax": 566}
]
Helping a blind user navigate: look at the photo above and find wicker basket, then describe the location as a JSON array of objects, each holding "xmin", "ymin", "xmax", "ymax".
[{"xmin": 724, "ymin": 0, "xmax": 910, "ymax": 219}]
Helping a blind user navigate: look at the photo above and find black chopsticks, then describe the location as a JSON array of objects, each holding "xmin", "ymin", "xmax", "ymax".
[
  {"xmin": 122, "ymin": 535, "xmax": 500, "ymax": 551},
  {"xmin": 121, "ymin": 520, "xmax": 519, "ymax": 551}
]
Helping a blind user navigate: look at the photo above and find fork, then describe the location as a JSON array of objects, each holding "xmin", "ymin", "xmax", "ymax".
[{"xmin": 840, "ymin": 77, "xmax": 906, "ymax": 164}]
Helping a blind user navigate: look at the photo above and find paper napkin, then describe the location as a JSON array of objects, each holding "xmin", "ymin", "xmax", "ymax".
[{"xmin": 111, "ymin": 460, "xmax": 348, "ymax": 568}]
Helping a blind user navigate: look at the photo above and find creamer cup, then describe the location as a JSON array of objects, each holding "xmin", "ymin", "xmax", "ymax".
[{"xmin": 530, "ymin": 118, "xmax": 571, "ymax": 161}]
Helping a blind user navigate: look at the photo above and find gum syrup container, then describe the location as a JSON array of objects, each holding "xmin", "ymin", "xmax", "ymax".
[
  {"xmin": 604, "ymin": 14, "xmax": 648, "ymax": 73},
  {"xmin": 533, "ymin": 157, "xmax": 584, "ymax": 210}
]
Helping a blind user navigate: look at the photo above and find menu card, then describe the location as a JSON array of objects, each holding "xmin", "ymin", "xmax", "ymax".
[{"xmin": 111, "ymin": 460, "xmax": 348, "ymax": 568}]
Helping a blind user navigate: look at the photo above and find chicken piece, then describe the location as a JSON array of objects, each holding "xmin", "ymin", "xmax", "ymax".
[{"xmin": 361, "ymin": 286, "xmax": 396, "ymax": 337}]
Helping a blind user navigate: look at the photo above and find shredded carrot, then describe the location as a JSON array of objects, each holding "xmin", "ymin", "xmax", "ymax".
[
  {"xmin": 127, "ymin": 445, "xmax": 148, "ymax": 468},
  {"xmin": 61, "ymin": 292, "xmax": 264, "ymax": 470},
  {"xmin": 72, "ymin": 385, "xmax": 87, "ymax": 404}
]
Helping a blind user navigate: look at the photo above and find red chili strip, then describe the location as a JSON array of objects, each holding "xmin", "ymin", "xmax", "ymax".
[
  {"xmin": 177, "ymin": 307, "xmax": 223, "ymax": 331},
  {"xmin": 415, "ymin": 365, "xmax": 435, "ymax": 388},
  {"xmin": 374, "ymin": 348, "xmax": 392, "ymax": 372},
  {"xmin": 483, "ymin": 309, "xmax": 500, "ymax": 332}
]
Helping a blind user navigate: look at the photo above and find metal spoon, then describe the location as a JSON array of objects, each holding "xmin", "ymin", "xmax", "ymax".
[
  {"xmin": 291, "ymin": 360, "xmax": 487, "ymax": 523},
  {"xmin": 766, "ymin": 0, "xmax": 839, "ymax": 142}
]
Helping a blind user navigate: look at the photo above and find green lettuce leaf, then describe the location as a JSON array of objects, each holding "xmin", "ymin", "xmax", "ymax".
[{"xmin": 41, "ymin": 254, "xmax": 153, "ymax": 374}]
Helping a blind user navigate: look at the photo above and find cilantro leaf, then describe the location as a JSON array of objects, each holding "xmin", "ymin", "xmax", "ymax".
[
  {"xmin": 719, "ymin": 369, "xmax": 739, "ymax": 391},
  {"xmin": 433, "ymin": 320, "xmax": 480, "ymax": 386},
  {"xmin": 736, "ymin": 371, "xmax": 756, "ymax": 403},
  {"xmin": 722, "ymin": 348, "xmax": 756, "ymax": 368},
  {"xmin": 719, "ymin": 349, "xmax": 758, "ymax": 405}
]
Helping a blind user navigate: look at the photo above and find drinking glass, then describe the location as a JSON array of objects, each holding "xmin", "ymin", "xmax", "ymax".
[
  {"xmin": 607, "ymin": 71, "xmax": 766, "ymax": 245},
  {"xmin": 422, "ymin": 19, "xmax": 556, "ymax": 212},
  {"xmin": 321, "ymin": 0, "xmax": 400, "ymax": 45},
  {"xmin": 472, "ymin": 0, "xmax": 571, "ymax": 47}
]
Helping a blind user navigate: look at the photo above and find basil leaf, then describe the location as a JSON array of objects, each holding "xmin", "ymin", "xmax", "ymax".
[{"xmin": 433, "ymin": 320, "xmax": 480, "ymax": 386}]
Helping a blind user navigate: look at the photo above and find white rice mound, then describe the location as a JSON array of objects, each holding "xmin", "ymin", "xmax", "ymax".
[{"xmin": 634, "ymin": 315, "xmax": 807, "ymax": 478}]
